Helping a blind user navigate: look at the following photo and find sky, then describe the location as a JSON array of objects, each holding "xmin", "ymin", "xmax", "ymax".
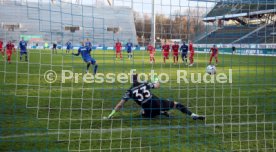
[
  {"xmin": 50, "ymin": 0, "xmax": 214, "ymax": 17},
  {"xmin": 45, "ymin": 0, "xmax": 214, "ymax": 6},
  {"xmin": 17, "ymin": 0, "xmax": 215, "ymax": 18},
  {"xmin": 34, "ymin": 0, "xmax": 215, "ymax": 13}
]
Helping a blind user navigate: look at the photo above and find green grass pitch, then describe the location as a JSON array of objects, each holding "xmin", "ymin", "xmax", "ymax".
[{"xmin": 0, "ymin": 49, "xmax": 275, "ymax": 151}]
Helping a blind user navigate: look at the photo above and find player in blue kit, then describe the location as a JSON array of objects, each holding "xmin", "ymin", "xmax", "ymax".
[
  {"xmin": 180, "ymin": 41, "xmax": 188, "ymax": 65},
  {"xmin": 85, "ymin": 38, "xmax": 92, "ymax": 50},
  {"xmin": 125, "ymin": 39, "xmax": 133, "ymax": 59},
  {"xmin": 19, "ymin": 38, "xmax": 28, "ymax": 61},
  {"xmin": 72, "ymin": 42, "xmax": 98, "ymax": 74},
  {"xmin": 66, "ymin": 41, "xmax": 72, "ymax": 54}
]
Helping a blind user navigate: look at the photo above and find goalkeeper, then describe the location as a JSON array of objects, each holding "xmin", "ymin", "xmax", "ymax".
[{"xmin": 106, "ymin": 74, "xmax": 205, "ymax": 120}]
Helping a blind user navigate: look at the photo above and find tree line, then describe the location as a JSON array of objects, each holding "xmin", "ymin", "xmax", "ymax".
[{"xmin": 134, "ymin": 10, "xmax": 207, "ymax": 46}]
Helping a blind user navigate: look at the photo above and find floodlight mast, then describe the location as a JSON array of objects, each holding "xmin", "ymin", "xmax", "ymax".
[
  {"xmin": 151, "ymin": 0, "xmax": 155, "ymax": 47},
  {"xmin": 131, "ymin": 0, "xmax": 133, "ymax": 9},
  {"xmin": 107, "ymin": 0, "xmax": 113, "ymax": 6}
]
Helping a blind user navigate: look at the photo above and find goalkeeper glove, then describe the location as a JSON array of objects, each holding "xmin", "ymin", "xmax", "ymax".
[
  {"xmin": 108, "ymin": 110, "xmax": 116, "ymax": 119},
  {"xmin": 151, "ymin": 75, "xmax": 159, "ymax": 83}
]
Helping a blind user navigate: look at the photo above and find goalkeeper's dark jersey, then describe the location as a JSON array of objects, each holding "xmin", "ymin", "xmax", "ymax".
[{"xmin": 122, "ymin": 82, "xmax": 156, "ymax": 106}]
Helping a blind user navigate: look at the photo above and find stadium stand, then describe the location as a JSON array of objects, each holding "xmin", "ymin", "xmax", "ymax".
[
  {"xmin": 196, "ymin": 0, "xmax": 275, "ymax": 44},
  {"xmin": 235, "ymin": 23, "xmax": 276, "ymax": 43},
  {"xmin": 196, "ymin": 25, "xmax": 259, "ymax": 44},
  {"xmin": 0, "ymin": 1, "xmax": 137, "ymax": 47}
]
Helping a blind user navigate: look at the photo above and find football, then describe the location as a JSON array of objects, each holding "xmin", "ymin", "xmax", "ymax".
[{"xmin": 206, "ymin": 65, "xmax": 216, "ymax": 75}]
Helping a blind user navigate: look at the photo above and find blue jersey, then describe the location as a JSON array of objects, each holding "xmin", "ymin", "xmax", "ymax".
[
  {"xmin": 125, "ymin": 42, "xmax": 133, "ymax": 52},
  {"xmin": 66, "ymin": 42, "xmax": 72, "ymax": 49},
  {"xmin": 85, "ymin": 41, "xmax": 92, "ymax": 49},
  {"xmin": 19, "ymin": 41, "xmax": 27, "ymax": 52},
  {"xmin": 180, "ymin": 44, "xmax": 188, "ymax": 53},
  {"xmin": 77, "ymin": 46, "xmax": 92, "ymax": 62}
]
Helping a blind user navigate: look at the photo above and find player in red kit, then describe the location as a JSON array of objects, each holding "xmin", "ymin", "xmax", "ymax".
[
  {"xmin": 209, "ymin": 44, "xmax": 219, "ymax": 65},
  {"xmin": 172, "ymin": 41, "xmax": 179, "ymax": 64},
  {"xmin": 0, "ymin": 40, "xmax": 4, "ymax": 59},
  {"xmin": 147, "ymin": 43, "xmax": 156, "ymax": 63},
  {"xmin": 115, "ymin": 39, "xmax": 122, "ymax": 60},
  {"xmin": 162, "ymin": 41, "xmax": 170, "ymax": 64},
  {"xmin": 5, "ymin": 41, "xmax": 16, "ymax": 64},
  {"xmin": 189, "ymin": 41, "xmax": 195, "ymax": 66}
]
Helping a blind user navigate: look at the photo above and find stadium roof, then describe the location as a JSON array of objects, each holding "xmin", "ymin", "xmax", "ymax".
[
  {"xmin": 202, "ymin": 1, "xmax": 276, "ymax": 21},
  {"xmin": 203, "ymin": 9, "xmax": 276, "ymax": 21},
  {"xmin": 190, "ymin": 0, "xmax": 275, "ymax": 4}
]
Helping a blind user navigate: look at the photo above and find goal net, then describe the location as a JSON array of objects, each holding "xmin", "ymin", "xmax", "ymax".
[{"xmin": 0, "ymin": 0, "xmax": 275, "ymax": 151}]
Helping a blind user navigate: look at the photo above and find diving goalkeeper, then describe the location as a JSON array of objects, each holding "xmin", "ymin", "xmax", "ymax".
[{"xmin": 106, "ymin": 74, "xmax": 205, "ymax": 120}]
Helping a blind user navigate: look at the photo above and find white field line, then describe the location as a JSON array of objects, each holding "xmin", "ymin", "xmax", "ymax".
[{"xmin": 0, "ymin": 121, "xmax": 273, "ymax": 139}]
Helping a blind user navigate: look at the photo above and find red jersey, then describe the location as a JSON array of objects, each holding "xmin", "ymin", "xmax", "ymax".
[
  {"xmin": 189, "ymin": 43, "xmax": 194, "ymax": 53},
  {"xmin": 162, "ymin": 45, "xmax": 170, "ymax": 53},
  {"xmin": 115, "ymin": 42, "xmax": 122, "ymax": 52},
  {"xmin": 6, "ymin": 43, "xmax": 15, "ymax": 50},
  {"xmin": 172, "ymin": 44, "xmax": 179, "ymax": 53},
  {"xmin": 0, "ymin": 41, "xmax": 3, "ymax": 49},
  {"xmin": 147, "ymin": 45, "xmax": 155, "ymax": 54},
  {"xmin": 210, "ymin": 47, "xmax": 218, "ymax": 55}
]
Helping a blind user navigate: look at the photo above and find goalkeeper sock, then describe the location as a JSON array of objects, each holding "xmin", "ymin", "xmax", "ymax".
[
  {"xmin": 87, "ymin": 63, "xmax": 91, "ymax": 71},
  {"xmin": 94, "ymin": 64, "xmax": 98, "ymax": 75},
  {"xmin": 176, "ymin": 103, "xmax": 192, "ymax": 115}
]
